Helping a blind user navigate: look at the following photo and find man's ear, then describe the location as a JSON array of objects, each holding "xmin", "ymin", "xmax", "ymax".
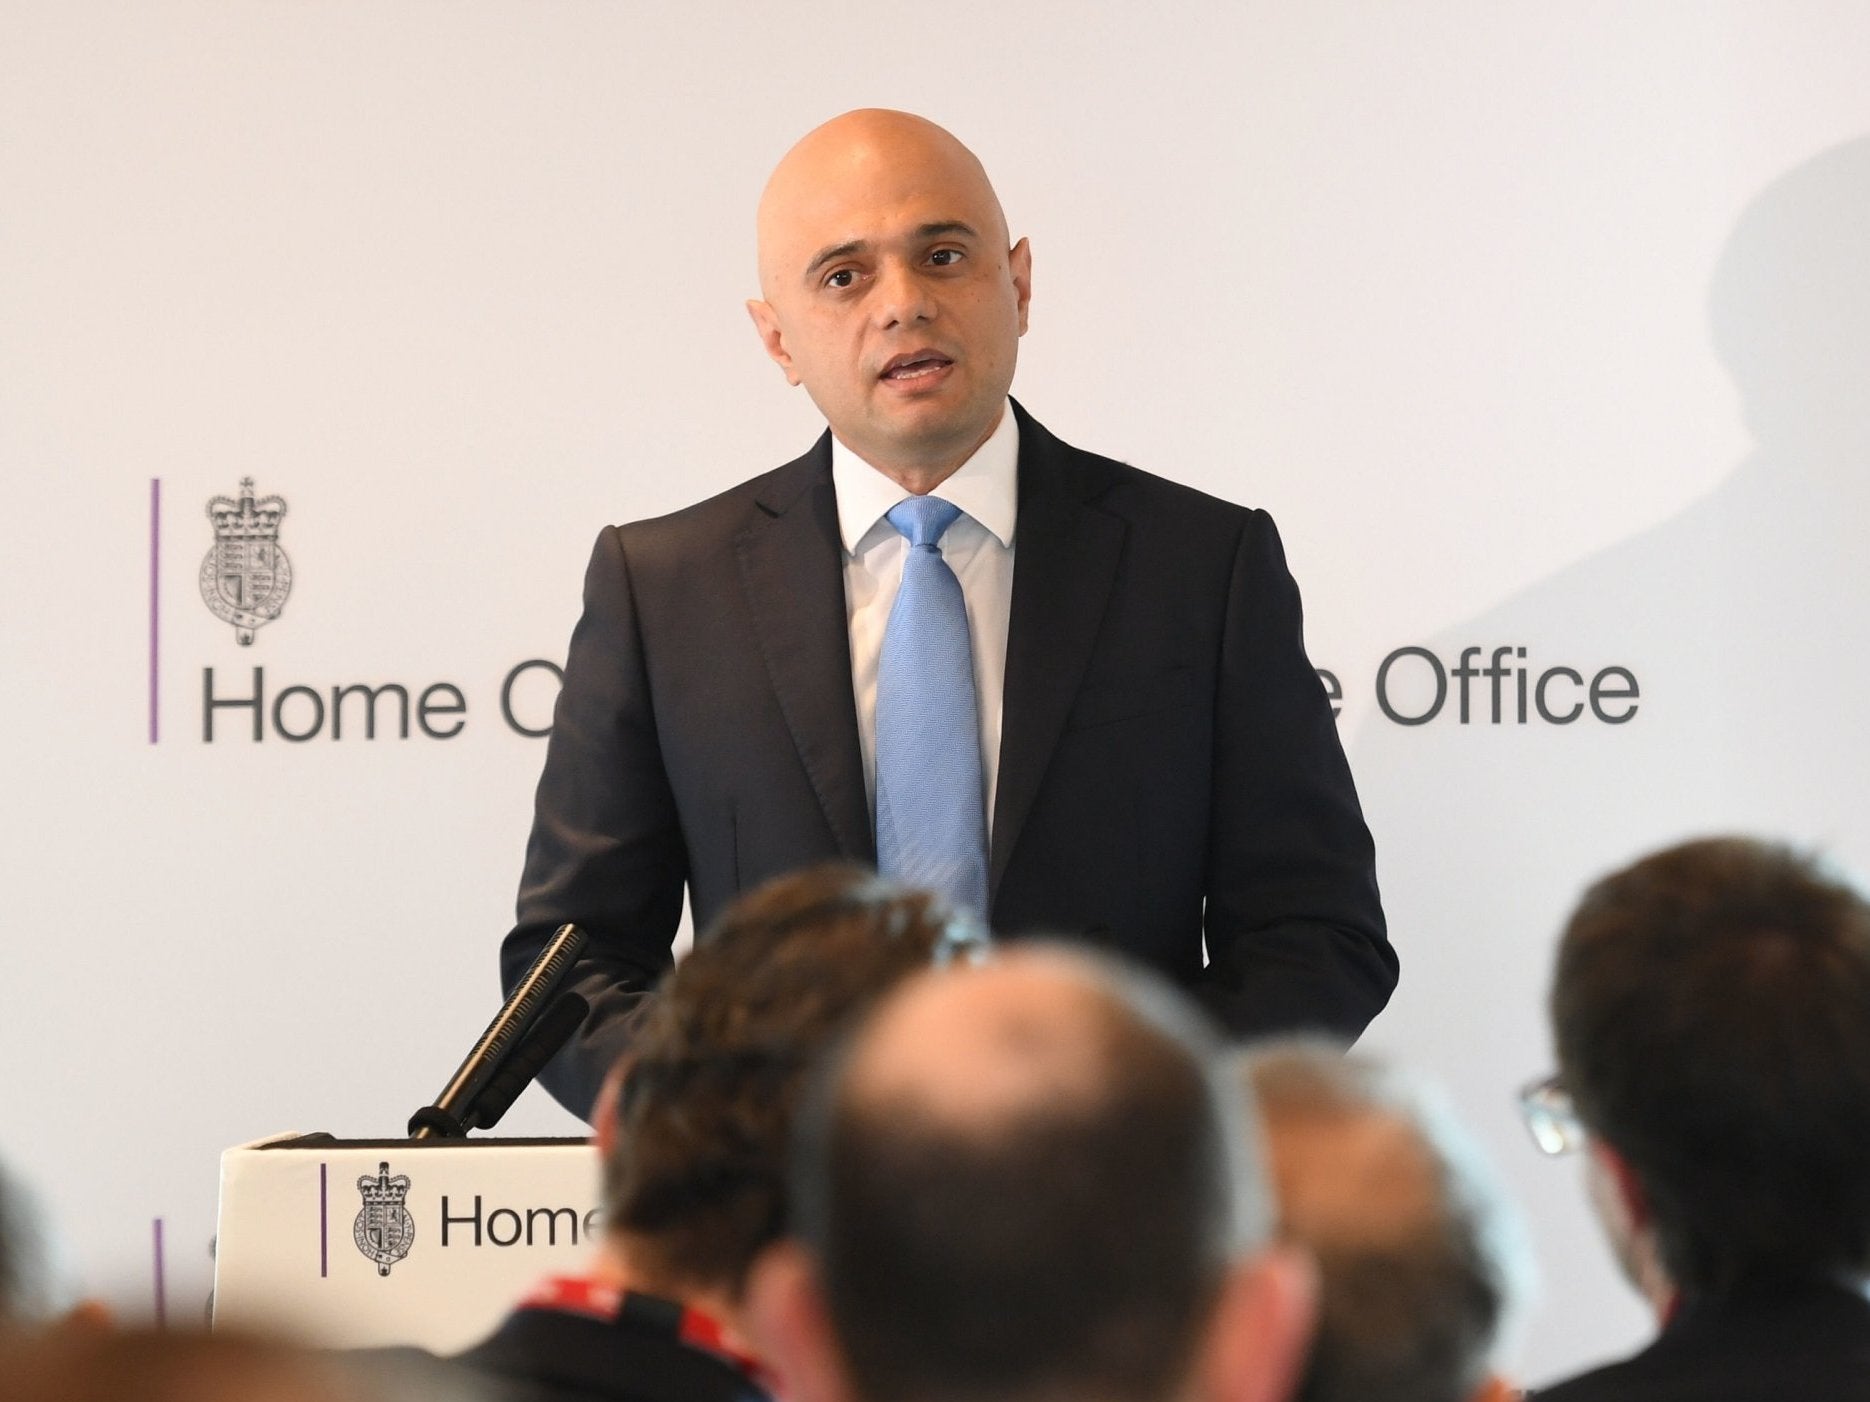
[
  {"xmin": 746, "ymin": 299, "xmax": 802, "ymax": 385},
  {"xmin": 1589, "ymin": 1139, "xmax": 1650, "ymax": 1230},
  {"xmin": 1195, "ymin": 1243, "xmax": 1318, "ymax": 1402},
  {"xmin": 1586, "ymin": 1137, "xmax": 1674, "ymax": 1315},
  {"xmin": 743, "ymin": 1240, "xmax": 855, "ymax": 1402},
  {"xmin": 1008, "ymin": 238, "xmax": 1033, "ymax": 336}
]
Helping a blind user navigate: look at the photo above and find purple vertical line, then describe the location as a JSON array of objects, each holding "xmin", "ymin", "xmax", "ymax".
[
  {"xmin": 320, "ymin": 1162, "xmax": 329, "ymax": 1278},
  {"xmin": 148, "ymin": 479, "xmax": 161, "ymax": 744},
  {"xmin": 152, "ymin": 1218, "xmax": 167, "ymax": 1327}
]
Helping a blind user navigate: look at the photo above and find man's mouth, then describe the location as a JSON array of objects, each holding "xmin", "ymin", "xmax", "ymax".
[{"xmin": 879, "ymin": 352, "xmax": 954, "ymax": 382}]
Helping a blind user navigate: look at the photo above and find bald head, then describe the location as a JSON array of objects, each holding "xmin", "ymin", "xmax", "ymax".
[
  {"xmin": 756, "ymin": 110, "xmax": 1011, "ymax": 296},
  {"xmin": 746, "ymin": 110, "xmax": 1031, "ymax": 488},
  {"xmin": 1256, "ymin": 1065, "xmax": 1444, "ymax": 1254},
  {"xmin": 839, "ymin": 948, "xmax": 1114, "ymax": 1131},
  {"xmin": 1243, "ymin": 1044, "xmax": 1527, "ymax": 1402},
  {"xmin": 777, "ymin": 946, "xmax": 1277, "ymax": 1402}
]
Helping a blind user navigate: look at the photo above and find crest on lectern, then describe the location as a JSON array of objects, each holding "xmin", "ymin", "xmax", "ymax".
[{"xmin": 353, "ymin": 1161, "xmax": 415, "ymax": 1277}]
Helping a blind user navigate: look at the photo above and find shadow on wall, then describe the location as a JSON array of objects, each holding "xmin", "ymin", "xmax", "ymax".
[
  {"xmin": 1361, "ymin": 128, "xmax": 1870, "ymax": 898},
  {"xmin": 1346, "ymin": 133, "xmax": 1870, "ymax": 1384}
]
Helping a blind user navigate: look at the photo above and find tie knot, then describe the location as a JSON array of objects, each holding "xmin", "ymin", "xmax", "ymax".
[{"xmin": 886, "ymin": 496, "xmax": 963, "ymax": 549}]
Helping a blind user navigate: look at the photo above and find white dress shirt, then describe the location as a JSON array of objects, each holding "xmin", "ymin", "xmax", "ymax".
[{"xmin": 832, "ymin": 403, "xmax": 1018, "ymax": 837}]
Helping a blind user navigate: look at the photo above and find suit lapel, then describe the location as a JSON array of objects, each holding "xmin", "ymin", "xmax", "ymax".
[
  {"xmin": 991, "ymin": 406, "xmax": 1126, "ymax": 901},
  {"xmin": 736, "ymin": 436, "xmax": 875, "ymax": 862}
]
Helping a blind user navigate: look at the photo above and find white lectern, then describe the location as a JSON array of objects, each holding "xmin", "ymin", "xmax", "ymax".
[{"xmin": 214, "ymin": 1133, "xmax": 600, "ymax": 1352}]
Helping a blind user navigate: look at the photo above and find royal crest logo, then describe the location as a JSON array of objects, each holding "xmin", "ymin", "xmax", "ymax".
[
  {"xmin": 353, "ymin": 1161, "xmax": 415, "ymax": 1277},
  {"xmin": 201, "ymin": 478, "xmax": 291, "ymax": 645}
]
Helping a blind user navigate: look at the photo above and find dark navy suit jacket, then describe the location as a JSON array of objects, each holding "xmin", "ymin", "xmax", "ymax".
[
  {"xmin": 1536, "ymin": 1279, "xmax": 1870, "ymax": 1402},
  {"xmin": 454, "ymin": 1296, "xmax": 767, "ymax": 1402},
  {"xmin": 505, "ymin": 402, "xmax": 1395, "ymax": 1115}
]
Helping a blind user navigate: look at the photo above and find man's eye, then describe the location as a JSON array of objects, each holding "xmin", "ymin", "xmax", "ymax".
[
  {"xmin": 825, "ymin": 269, "xmax": 856, "ymax": 289},
  {"xmin": 929, "ymin": 248, "xmax": 963, "ymax": 266}
]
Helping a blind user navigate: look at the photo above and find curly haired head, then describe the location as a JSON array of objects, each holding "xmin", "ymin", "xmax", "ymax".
[{"xmin": 601, "ymin": 862, "xmax": 982, "ymax": 1300}]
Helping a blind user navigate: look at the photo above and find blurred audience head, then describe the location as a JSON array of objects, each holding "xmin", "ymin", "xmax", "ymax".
[
  {"xmin": 1243, "ymin": 1041, "xmax": 1529, "ymax": 1402},
  {"xmin": 0, "ymin": 1326, "xmax": 480, "ymax": 1402},
  {"xmin": 750, "ymin": 945, "xmax": 1314, "ymax": 1402},
  {"xmin": 1547, "ymin": 836, "xmax": 1870, "ymax": 1303},
  {"xmin": 597, "ymin": 862, "xmax": 982, "ymax": 1309},
  {"xmin": 1, "ymin": 1159, "xmax": 51, "ymax": 1332}
]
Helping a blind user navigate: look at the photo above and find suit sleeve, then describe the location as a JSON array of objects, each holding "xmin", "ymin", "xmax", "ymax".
[
  {"xmin": 1194, "ymin": 509, "xmax": 1397, "ymax": 1040},
  {"xmin": 501, "ymin": 526, "xmax": 687, "ymax": 1120}
]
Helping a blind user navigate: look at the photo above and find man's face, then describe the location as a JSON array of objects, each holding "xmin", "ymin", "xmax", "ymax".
[{"xmin": 748, "ymin": 118, "xmax": 1032, "ymax": 478}]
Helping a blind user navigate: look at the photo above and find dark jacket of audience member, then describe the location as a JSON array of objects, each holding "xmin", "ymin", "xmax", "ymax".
[{"xmin": 1539, "ymin": 836, "xmax": 1870, "ymax": 1402}]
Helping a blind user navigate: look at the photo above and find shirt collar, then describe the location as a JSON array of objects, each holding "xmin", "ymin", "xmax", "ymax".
[{"xmin": 831, "ymin": 401, "xmax": 1019, "ymax": 555}]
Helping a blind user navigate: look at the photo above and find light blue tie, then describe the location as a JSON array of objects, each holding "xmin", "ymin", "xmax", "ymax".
[{"xmin": 875, "ymin": 496, "xmax": 990, "ymax": 920}]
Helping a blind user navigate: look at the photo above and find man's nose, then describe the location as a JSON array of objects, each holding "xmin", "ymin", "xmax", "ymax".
[{"xmin": 873, "ymin": 259, "xmax": 936, "ymax": 328}]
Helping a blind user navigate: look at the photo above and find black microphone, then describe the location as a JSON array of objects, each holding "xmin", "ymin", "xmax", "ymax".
[
  {"xmin": 464, "ymin": 990, "xmax": 590, "ymax": 1132},
  {"xmin": 408, "ymin": 923, "xmax": 587, "ymax": 1140}
]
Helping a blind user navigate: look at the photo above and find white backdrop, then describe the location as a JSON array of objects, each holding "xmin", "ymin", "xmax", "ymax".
[{"xmin": 5, "ymin": 1, "xmax": 1869, "ymax": 1383}]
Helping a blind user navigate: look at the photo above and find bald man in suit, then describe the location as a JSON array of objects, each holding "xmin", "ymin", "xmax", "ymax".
[{"xmin": 504, "ymin": 110, "xmax": 1394, "ymax": 1117}]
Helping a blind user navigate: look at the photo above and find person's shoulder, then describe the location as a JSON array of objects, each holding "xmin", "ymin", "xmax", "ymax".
[
  {"xmin": 591, "ymin": 435, "xmax": 832, "ymax": 563},
  {"xmin": 1532, "ymin": 1344, "xmax": 1730, "ymax": 1402},
  {"xmin": 1018, "ymin": 410, "xmax": 1279, "ymax": 573},
  {"xmin": 348, "ymin": 1342, "xmax": 523, "ymax": 1400},
  {"xmin": 1530, "ymin": 1359, "xmax": 1644, "ymax": 1402},
  {"xmin": 625, "ymin": 442, "xmax": 828, "ymax": 535},
  {"xmin": 1017, "ymin": 404, "xmax": 1267, "ymax": 533}
]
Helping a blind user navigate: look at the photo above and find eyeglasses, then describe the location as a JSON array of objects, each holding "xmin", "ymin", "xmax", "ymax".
[{"xmin": 1517, "ymin": 1073, "xmax": 1587, "ymax": 1156}]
